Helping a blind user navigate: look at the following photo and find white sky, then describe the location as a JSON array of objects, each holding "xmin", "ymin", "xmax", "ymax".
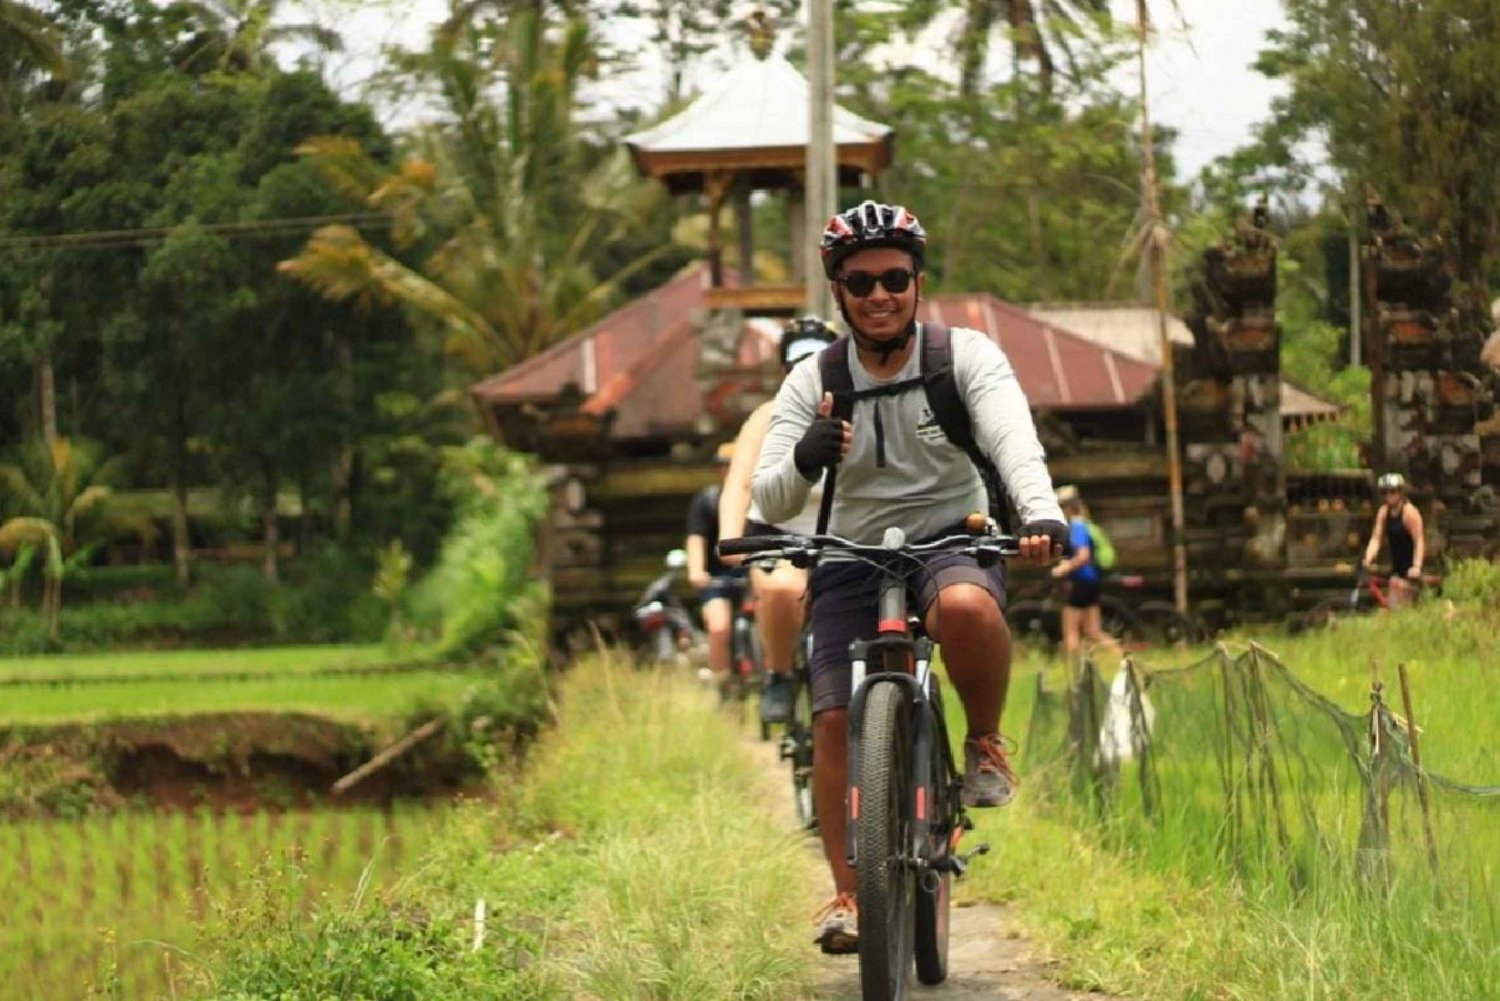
[{"xmin": 312, "ymin": 0, "xmax": 1289, "ymax": 183}]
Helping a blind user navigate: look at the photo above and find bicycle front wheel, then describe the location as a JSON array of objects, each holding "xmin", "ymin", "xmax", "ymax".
[
  {"xmin": 856, "ymin": 681, "xmax": 915, "ymax": 1001},
  {"xmin": 913, "ymin": 676, "xmax": 951, "ymax": 985}
]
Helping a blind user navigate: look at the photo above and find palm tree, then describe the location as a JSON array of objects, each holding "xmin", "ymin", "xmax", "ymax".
[
  {"xmin": 0, "ymin": 0, "xmax": 68, "ymax": 118},
  {"xmin": 168, "ymin": 0, "xmax": 342, "ymax": 76},
  {"xmin": 907, "ymin": 0, "xmax": 1110, "ymax": 99},
  {"xmin": 0, "ymin": 438, "xmax": 154, "ymax": 638},
  {"xmin": 279, "ymin": 7, "xmax": 672, "ymax": 376}
]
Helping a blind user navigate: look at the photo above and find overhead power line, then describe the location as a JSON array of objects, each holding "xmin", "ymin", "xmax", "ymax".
[{"xmin": 0, "ymin": 213, "xmax": 390, "ymax": 253}]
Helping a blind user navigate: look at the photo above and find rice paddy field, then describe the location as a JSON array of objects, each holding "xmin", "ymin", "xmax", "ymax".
[
  {"xmin": 0, "ymin": 644, "xmax": 389, "ymax": 683},
  {"xmin": 0, "ymin": 669, "xmax": 488, "ymax": 724},
  {"xmin": 0, "ymin": 805, "xmax": 445, "ymax": 1000},
  {"xmin": 0, "ymin": 644, "xmax": 499, "ymax": 999}
]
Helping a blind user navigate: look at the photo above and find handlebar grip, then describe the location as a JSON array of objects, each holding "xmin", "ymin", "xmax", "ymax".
[{"xmin": 718, "ymin": 536, "xmax": 793, "ymax": 559}]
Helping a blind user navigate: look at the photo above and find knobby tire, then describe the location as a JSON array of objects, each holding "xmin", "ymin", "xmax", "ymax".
[
  {"xmin": 913, "ymin": 675, "xmax": 951, "ymax": 985},
  {"xmin": 857, "ymin": 681, "xmax": 914, "ymax": 1001},
  {"xmin": 791, "ymin": 667, "xmax": 817, "ymax": 830}
]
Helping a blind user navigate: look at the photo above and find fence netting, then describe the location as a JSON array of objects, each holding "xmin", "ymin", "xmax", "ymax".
[{"xmin": 1024, "ymin": 642, "xmax": 1500, "ymax": 939}]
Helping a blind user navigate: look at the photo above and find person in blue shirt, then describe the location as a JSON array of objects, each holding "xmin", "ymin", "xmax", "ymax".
[{"xmin": 1049, "ymin": 485, "xmax": 1119, "ymax": 660}]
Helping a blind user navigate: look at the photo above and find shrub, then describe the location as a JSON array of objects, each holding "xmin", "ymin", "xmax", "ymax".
[
  {"xmin": 399, "ymin": 439, "xmax": 548, "ymax": 658},
  {"xmin": 1442, "ymin": 557, "xmax": 1500, "ymax": 606}
]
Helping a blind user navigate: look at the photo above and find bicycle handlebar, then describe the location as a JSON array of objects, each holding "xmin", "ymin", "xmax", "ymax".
[{"xmin": 717, "ymin": 530, "xmax": 1021, "ymax": 565}]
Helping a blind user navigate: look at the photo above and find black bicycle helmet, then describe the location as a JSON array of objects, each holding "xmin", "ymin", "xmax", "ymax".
[
  {"xmin": 820, "ymin": 200, "xmax": 927, "ymax": 279},
  {"xmin": 779, "ymin": 315, "xmax": 836, "ymax": 368}
]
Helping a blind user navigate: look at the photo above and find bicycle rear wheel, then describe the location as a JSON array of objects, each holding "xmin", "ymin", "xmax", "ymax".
[
  {"xmin": 913, "ymin": 677, "xmax": 951, "ymax": 985},
  {"xmin": 789, "ymin": 665, "xmax": 817, "ymax": 830},
  {"xmin": 856, "ymin": 681, "xmax": 915, "ymax": 1001}
]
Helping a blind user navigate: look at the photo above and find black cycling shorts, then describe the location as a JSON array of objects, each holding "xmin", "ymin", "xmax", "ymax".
[
  {"xmin": 1064, "ymin": 576, "xmax": 1102, "ymax": 609},
  {"xmin": 806, "ymin": 549, "xmax": 1005, "ymax": 715}
]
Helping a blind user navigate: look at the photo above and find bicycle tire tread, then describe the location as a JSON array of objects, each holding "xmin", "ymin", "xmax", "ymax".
[{"xmin": 856, "ymin": 681, "xmax": 911, "ymax": 1001}]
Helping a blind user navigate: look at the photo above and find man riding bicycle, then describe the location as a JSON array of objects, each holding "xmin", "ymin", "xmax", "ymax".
[
  {"xmin": 719, "ymin": 316, "xmax": 838, "ymax": 725},
  {"xmin": 751, "ymin": 201, "xmax": 1066, "ymax": 953}
]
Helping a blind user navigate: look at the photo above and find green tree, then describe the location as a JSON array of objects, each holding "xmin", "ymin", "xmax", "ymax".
[
  {"xmin": 281, "ymin": 8, "xmax": 677, "ymax": 376},
  {"xmin": 607, "ymin": 0, "xmax": 799, "ymax": 104},
  {"xmin": 1248, "ymin": 0, "xmax": 1500, "ymax": 302}
]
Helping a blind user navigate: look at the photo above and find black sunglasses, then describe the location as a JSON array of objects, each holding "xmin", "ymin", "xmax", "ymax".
[{"xmin": 836, "ymin": 267, "xmax": 915, "ymax": 297}]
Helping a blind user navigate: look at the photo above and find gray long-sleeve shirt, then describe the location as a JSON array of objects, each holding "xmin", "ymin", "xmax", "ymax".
[{"xmin": 751, "ymin": 324, "xmax": 1064, "ymax": 544}]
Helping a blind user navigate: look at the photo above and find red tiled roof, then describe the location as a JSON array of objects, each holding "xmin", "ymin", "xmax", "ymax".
[
  {"xmin": 470, "ymin": 280, "xmax": 1161, "ymax": 442},
  {"xmin": 469, "ymin": 263, "xmax": 717, "ymax": 406},
  {"xmin": 922, "ymin": 295, "xmax": 1159, "ymax": 409}
]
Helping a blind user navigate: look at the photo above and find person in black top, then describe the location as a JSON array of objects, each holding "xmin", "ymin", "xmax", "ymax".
[
  {"xmin": 1363, "ymin": 472, "xmax": 1425, "ymax": 606},
  {"xmin": 686, "ymin": 443, "xmax": 746, "ymax": 683}
]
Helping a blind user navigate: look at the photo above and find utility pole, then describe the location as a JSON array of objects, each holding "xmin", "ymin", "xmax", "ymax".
[
  {"xmin": 805, "ymin": 0, "xmax": 835, "ymax": 319},
  {"xmin": 1349, "ymin": 217, "xmax": 1362, "ymax": 367},
  {"xmin": 1136, "ymin": 0, "xmax": 1189, "ymax": 614}
]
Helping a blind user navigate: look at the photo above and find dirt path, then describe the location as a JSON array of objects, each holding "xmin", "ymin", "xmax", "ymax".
[{"xmin": 742, "ymin": 731, "xmax": 1125, "ymax": 1001}]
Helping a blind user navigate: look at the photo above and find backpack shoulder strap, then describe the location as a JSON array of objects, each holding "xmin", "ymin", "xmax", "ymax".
[
  {"xmin": 920, "ymin": 325, "xmax": 973, "ymax": 450},
  {"xmin": 813, "ymin": 338, "xmax": 854, "ymax": 535},
  {"xmin": 921, "ymin": 325, "xmax": 1013, "ymax": 532},
  {"xmin": 817, "ymin": 335, "xmax": 856, "ymax": 422}
]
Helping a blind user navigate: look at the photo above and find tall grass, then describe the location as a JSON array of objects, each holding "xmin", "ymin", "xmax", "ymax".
[
  {"xmin": 195, "ymin": 653, "xmax": 816, "ymax": 1000},
  {"xmin": 961, "ymin": 576, "xmax": 1500, "ymax": 1000}
]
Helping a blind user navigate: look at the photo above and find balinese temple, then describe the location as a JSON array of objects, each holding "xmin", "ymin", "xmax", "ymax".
[{"xmin": 467, "ymin": 31, "xmax": 1344, "ymax": 638}]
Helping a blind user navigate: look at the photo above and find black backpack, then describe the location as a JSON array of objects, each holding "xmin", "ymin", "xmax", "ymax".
[{"xmin": 814, "ymin": 325, "xmax": 1011, "ymax": 534}]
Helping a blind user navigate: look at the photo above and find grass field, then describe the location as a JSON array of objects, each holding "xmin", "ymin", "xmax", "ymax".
[
  {"xmin": 0, "ymin": 644, "xmax": 389, "ymax": 683},
  {"xmin": 0, "ymin": 805, "xmax": 443, "ymax": 1000},
  {"xmin": 192, "ymin": 653, "xmax": 816, "ymax": 1001},
  {"xmin": 0, "ymin": 669, "xmax": 489, "ymax": 724},
  {"xmin": 962, "ymin": 600, "xmax": 1500, "ymax": 1000}
]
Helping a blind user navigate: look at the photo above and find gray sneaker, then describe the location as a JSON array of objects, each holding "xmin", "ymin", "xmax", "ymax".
[
  {"xmin": 760, "ymin": 672, "xmax": 794, "ymax": 724},
  {"xmin": 813, "ymin": 892, "xmax": 859, "ymax": 955},
  {"xmin": 963, "ymin": 732, "xmax": 1019, "ymax": 808}
]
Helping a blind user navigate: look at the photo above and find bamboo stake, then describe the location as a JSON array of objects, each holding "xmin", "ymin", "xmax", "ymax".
[
  {"xmin": 331, "ymin": 717, "xmax": 446, "ymax": 795},
  {"xmin": 1397, "ymin": 663, "xmax": 1441, "ymax": 882}
]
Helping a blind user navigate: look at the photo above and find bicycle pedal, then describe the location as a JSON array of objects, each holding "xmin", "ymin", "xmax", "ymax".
[{"xmin": 958, "ymin": 842, "xmax": 991, "ymax": 864}]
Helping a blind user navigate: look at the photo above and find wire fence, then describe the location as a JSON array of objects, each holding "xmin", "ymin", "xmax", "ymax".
[{"xmin": 1025, "ymin": 643, "xmax": 1500, "ymax": 932}]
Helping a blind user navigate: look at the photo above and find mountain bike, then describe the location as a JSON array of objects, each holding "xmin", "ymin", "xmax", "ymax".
[
  {"xmin": 721, "ymin": 522, "xmax": 1015, "ymax": 1000},
  {"xmin": 712, "ymin": 578, "xmax": 767, "ymax": 709},
  {"xmin": 1006, "ymin": 573, "xmax": 1204, "ymax": 652},
  {"xmin": 1295, "ymin": 566, "xmax": 1438, "ymax": 631},
  {"xmin": 780, "ymin": 625, "xmax": 817, "ymax": 830}
]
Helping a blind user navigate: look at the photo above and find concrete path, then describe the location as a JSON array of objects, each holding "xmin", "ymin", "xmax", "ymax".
[{"xmin": 743, "ymin": 729, "xmax": 1125, "ymax": 1001}]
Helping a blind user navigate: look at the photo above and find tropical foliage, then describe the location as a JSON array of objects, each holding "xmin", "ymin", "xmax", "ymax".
[
  {"xmin": 280, "ymin": 8, "xmax": 684, "ymax": 376},
  {"xmin": 0, "ymin": 437, "xmax": 152, "ymax": 634}
]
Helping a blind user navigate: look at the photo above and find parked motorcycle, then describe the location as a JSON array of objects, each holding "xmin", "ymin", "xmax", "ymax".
[{"xmin": 632, "ymin": 549, "xmax": 698, "ymax": 665}]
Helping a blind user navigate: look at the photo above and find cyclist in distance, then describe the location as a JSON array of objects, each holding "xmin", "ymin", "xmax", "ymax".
[
  {"xmin": 1362, "ymin": 472, "xmax": 1425, "ymax": 608},
  {"xmin": 686, "ymin": 443, "xmax": 746, "ymax": 687},
  {"xmin": 751, "ymin": 200, "xmax": 1067, "ymax": 953},
  {"xmin": 719, "ymin": 316, "xmax": 839, "ymax": 725},
  {"xmin": 1049, "ymin": 484, "xmax": 1120, "ymax": 660}
]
